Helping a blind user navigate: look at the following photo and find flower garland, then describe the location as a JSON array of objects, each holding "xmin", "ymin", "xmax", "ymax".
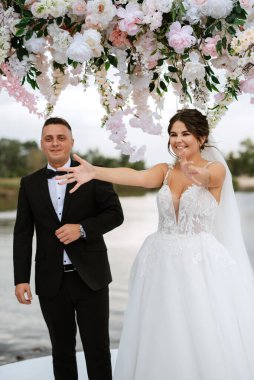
[{"xmin": 1, "ymin": 0, "xmax": 254, "ymax": 161}]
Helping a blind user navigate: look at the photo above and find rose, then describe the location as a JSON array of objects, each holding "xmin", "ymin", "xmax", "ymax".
[
  {"xmin": 202, "ymin": 35, "xmax": 220, "ymax": 57},
  {"xmin": 83, "ymin": 29, "xmax": 103, "ymax": 57},
  {"xmin": 117, "ymin": 3, "xmax": 144, "ymax": 36},
  {"xmin": 71, "ymin": 0, "xmax": 86, "ymax": 16},
  {"xmin": 66, "ymin": 33, "xmax": 93, "ymax": 63},
  {"xmin": 167, "ymin": 21, "xmax": 196, "ymax": 53}
]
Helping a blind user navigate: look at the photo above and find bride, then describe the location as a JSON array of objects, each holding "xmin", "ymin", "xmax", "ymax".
[{"xmin": 57, "ymin": 109, "xmax": 254, "ymax": 380}]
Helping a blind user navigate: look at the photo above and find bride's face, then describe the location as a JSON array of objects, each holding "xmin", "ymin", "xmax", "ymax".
[{"xmin": 169, "ymin": 120, "xmax": 204, "ymax": 159}]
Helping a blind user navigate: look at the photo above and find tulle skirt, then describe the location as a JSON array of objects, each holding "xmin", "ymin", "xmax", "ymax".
[{"xmin": 114, "ymin": 232, "xmax": 254, "ymax": 380}]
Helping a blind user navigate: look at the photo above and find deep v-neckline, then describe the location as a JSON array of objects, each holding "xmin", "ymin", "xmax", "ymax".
[
  {"xmin": 166, "ymin": 184, "xmax": 196, "ymax": 223},
  {"xmin": 165, "ymin": 184, "xmax": 219, "ymax": 225}
]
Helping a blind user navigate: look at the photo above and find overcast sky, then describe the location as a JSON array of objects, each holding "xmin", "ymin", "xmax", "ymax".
[{"xmin": 1, "ymin": 84, "xmax": 254, "ymax": 167}]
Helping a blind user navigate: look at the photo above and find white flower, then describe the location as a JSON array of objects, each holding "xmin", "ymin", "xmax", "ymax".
[
  {"xmin": 200, "ymin": 0, "xmax": 234, "ymax": 19},
  {"xmin": 184, "ymin": 0, "xmax": 234, "ymax": 21},
  {"xmin": 182, "ymin": 52, "xmax": 206, "ymax": 82},
  {"xmin": 86, "ymin": 0, "xmax": 117, "ymax": 29},
  {"xmin": 24, "ymin": 33, "xmax": 47, "ymax": 54},
  {"xmin": 71, "ymin": 0, "xmax": 87, "ymax": 16},
  {"xmin": 49, "ymin": 0, "xmax": 68, "ymax": 18},
  {"xmin": 0, "ymin": 26, "xmax": 10, "ymax": 64},
  {"xmin": 66, "ymin": 32, "xmax": 93, "ymax": 62},
  {"xmin": 83, "ymin": 29, "xmax": 103, "ymax": 57},
  {"xmin": 31, "ymin": 1, "xmax": 49, "ymax": 19},
  {"xmin": 48, "ymin": 23, "xmax": 72, "ymax": 63},
  {"xmin": 142, "ymin": 0, "xmax": 173, "ymax": 14}
]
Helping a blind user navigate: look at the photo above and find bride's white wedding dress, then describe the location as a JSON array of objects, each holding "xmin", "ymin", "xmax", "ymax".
[{"xmin": 114, "ymin": 166, "xmax": 254, "ymax": 380}]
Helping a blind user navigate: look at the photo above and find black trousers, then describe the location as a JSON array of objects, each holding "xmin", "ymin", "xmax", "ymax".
[{"xmin": 39, "ymin": 271, "xmax": 112, "ymax": 380}]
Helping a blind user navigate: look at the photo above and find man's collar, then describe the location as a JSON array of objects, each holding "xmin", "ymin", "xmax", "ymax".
[{"xmin": 47, "ymin": 158, "xmax": 71, "ymax": 170}]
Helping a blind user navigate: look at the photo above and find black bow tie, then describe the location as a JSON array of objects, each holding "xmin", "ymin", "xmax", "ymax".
[{"xmin": 45, "ymin": 169, "xmax": 68, "ymax": 179}]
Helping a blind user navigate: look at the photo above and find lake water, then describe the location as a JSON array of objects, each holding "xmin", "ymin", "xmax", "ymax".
[{"xmin": 0, "ymin": 193, "xmax": 254, "ymax": 366}]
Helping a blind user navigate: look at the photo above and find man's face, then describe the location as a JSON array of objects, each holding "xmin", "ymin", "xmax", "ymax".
[{"xmin": 41, "ymin": 124, "xmax": 74, "ymax": 168}]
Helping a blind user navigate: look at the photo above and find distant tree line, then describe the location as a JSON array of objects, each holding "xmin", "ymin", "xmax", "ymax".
[
  {"xmin": 0, "ymin": 139, "xmax": 145, "ymax": 178},
  {"xmin": 227, "ymin": 139, "xmax": 254, "ymax": 177}
]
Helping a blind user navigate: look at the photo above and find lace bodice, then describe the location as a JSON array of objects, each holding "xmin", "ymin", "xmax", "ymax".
[{"xmin": 157, "ymin": 167, "xmax": 218, "ymax": 236}]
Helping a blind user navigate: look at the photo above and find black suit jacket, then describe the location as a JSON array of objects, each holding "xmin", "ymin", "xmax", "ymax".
[{"xmin": 13, "ymin": 161, "xmax": 124, "ymax": 297}]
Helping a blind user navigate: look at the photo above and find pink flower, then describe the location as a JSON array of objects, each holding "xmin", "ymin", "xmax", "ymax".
[
  {"xmin": 250, "ymin": 97, "xmax": 254, "ymax": 105},
  {"xmin": 202, "ymin": 35, "xmax": 221, "ymax": 57},
  {"xmin": 108, "ymin": 26, "xmax": 131, "ymax": 48},
  {"xmin": 0, "ymin": 63, "xmax": 41, "ymax": 116},
  {"xmin": 192, "ymin": 0, "xmax": 207, "ymax": 4},
  {"xmin": 167, "ymin": 21, "xmax": 196, "ymax": 54},
  {"xmin": 117, "ymin": 3, "xmax": 144, "ymax": 36},
  {"xmin": 240, "ymin": 0, "xmax": 254, "ymax": 8},
  {"xmin": 240, "ymin": 76, "xmax": 254, "ymax": 94},
  {"xmin": 214, "ymin": 92, "xmax": 225, "ymax": 102},
  {"xmin": 71, "ymin": 0, "xmax": 86, "ymax": 16}
]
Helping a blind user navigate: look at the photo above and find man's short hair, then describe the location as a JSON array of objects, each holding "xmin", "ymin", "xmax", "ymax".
[{"xmin": 43, "ymin": 117, "xmax": 72, "ymax": 131}]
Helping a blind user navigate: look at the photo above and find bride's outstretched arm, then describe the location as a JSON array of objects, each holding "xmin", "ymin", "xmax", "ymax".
[{"xmin": 56, "ymin": 154, "xmax": 168, "ymax": 193}]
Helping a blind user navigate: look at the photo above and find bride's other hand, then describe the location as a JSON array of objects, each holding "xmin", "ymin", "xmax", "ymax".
[
  {"xmin": 179, "ymin": 151, "xmax": 203, "ymax": 186},
  {"xmin": 56, "ymin": 154, "xmax": 95, "ymax": 193}
]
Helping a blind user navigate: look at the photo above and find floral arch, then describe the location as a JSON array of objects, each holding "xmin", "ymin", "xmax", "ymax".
[{"xmin": 1, "ymin": 0, "xmax": 254, "ymax": 161}]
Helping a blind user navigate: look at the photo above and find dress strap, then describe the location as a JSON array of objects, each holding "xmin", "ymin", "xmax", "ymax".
[
  {"xmin": 163, "ymin": 164, "xmax": 173, "ymax": 185},
  {"xmin": 203, "ymin": 161, "xmax": 214, "ymax": 169}
]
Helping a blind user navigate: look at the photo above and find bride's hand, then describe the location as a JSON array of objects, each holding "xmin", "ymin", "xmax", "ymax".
[
  {"xmin": 179, "ymin": 151, "xmax": 203, "ymax": 186},
  {"xmin": 56, "ymin": 153, "xmax": 95, "ymax": 193}
]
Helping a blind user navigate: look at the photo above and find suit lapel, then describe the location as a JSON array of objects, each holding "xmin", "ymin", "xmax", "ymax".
[{"xmin": 39, "ymin": 168, "xmax": 59, "ymax": 222}]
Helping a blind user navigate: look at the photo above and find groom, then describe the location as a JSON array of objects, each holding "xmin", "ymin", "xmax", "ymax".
[{"xmin": 13, "ymin": 117, "xmax": 124, "ymax": 380}]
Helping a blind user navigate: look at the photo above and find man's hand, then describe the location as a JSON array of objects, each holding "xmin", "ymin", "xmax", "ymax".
[
  {"xmin": 15, "ymin": 283, "xmax": 33, "ymax": 305},
  {"xmin": 55, "ymin": 224, "xmax": 81, "ymax": 245}
]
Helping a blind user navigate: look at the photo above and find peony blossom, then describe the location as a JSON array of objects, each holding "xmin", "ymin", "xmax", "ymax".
[
  {"xmin": 202, "ymin": 35, "xmax": 220, "ymax": 57},
  {"xmin": 108, "ymin": 26, "xmax": 131, "ymax": 48},
  {"xmin": 182, "ymin": 52, "xmax": 206, "ymax": 82},
  {"xmin": 24, "ymin": 33, "xmax": 47, "ymax": 54},
  {"xmin": 71, "ymin": 0, "xmax": 87, "ymax": 16},
  {"xmin": 192, "ymin": 0, "xmax": 207, "ymax": 4},
  {"xmin": 86, "ymin": 0, "xmax": 116, "ymax": 29},
  {"xmin": 239, "ymin": 0, "xmax": 254, "ymax": 8},
  {"xmin": 66, "ymin": 33, "xmax": 93, "ymax": 62},
  {"xmin": 167, "ymin": 21, "xmax": 196, "ymax": 53},
  {"xmin": 117, "ymin": 3, "xmax": 144, "ymax": 36}
]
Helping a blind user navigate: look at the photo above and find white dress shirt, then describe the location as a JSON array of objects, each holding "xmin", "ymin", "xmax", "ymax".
[{"xmin": 47, "ymin": 159, "xmax": 72, "ymax": 265}]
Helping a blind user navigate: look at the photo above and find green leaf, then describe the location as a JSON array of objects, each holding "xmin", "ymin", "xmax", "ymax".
[
  {"xmin": 56, "ymin": 17, "xmax": 63, "ymax": 26},
  {"xmin": 164, "ymin": 74, "xmax": 170, "ymax": 83},
  {"xmin": 105, "ymin": 61, "xmax": 110, "ymax": 71},
  {"xmin": 25, "ymin": 29, "xmax": 33, "ymax": 41},
  {"xmin": 216, "ymin": 20, "xmax": 222, "ymax": 31},
  {"xmin": 222, "ymin": 36, "xmax": 227, "ymax": 50},
  {"xmin": 216, "ymin": 40, "xmax": 222, "ymax": 55},
  {"xmin": 227, "ymin": 26, "xmax": 236, "ymax": 36},
  {"xmin": 108, "ymin": 55, "xmax": 118, "ymax": 68},
  {"xmin": 156, "ymin": 87, "xmax": 162, "ymax": 96},
  {"xmin": 15, "ymin": 28, "xmax": 25, "ymax": 36},
  {"xmin": 160, "ymin": 81, "xmax": 167, "ymax": 92},
  {"xmin": 152, "ymin": 72, "xmax": 159, "ymax": 80},
  {"xmin": 168, "ymin": 66, "xmax": 178, "ymax": 73},
  {"xmin": 206, "ymin": 81, "xmax": 212, "ymax": 92},
  {"xmin": 211, "ymin": 75, "xmax": 220, "ymax": 84},
  {"xmin": 149, "ymin": 82, "xmax": 155, "ymax": 92}
]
